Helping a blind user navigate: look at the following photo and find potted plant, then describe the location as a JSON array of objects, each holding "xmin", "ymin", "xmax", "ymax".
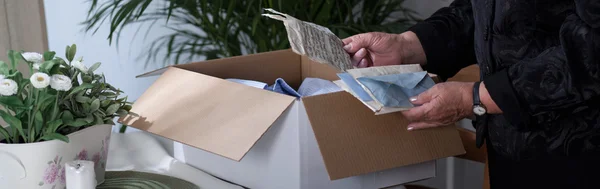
[
  {"xmin": 0, "ymin": 44, "xmax": 132, "ymax": 188},
  {"xmin": 83, "ymin": 0, "xmax": 420, "ymax": 67}
]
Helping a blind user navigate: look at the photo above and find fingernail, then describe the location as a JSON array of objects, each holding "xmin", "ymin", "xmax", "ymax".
[
  {"xmin": 358, "ymin": 59, "xmax": 368, "ymax": 67},
  {"xmin": 407, "ymin": 127, "xmax": 414, "ymax": 131},
  {"xmin": 356, "ymin": 48, "xmax": 366, "ymax": 57},
  {"xmin": 410, "ymin": 97, "xmax": 417, "ymax": 102},
  {"xmin": 343, "ymin": 44, "xmax": 352, "ymax": 51}
]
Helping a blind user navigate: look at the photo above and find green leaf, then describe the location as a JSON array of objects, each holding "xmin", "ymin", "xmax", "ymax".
[
  {"xmin": 38, "ymin": 93, "xmax": 56, "ymax": 110},
  {"xmin": 82, "ymin": 103, "xmax": 90, "ymax": 113},
  {"xmin": 43, "ymin": 51, "xmax": 56, "ymax": 61},
  {"xmin": 0, "ymin": 61, "xmax": 9, "ymax": 75},
  {"xmin": 28, "ymin": 127, "xmax": 35, "ymax": 143},
  {"xmin": 67, "ymin": 83, "xmax": 94, "ymax": 97},
  {"xmin": 0, "ymin": 126, "xmax": 11, "ymax": 143},
  {"xmin": 75, "ymin": 96, "xmax": 90, "ymax": 103},
  {"xmin": 105, "ymin": 103, "xmax": 120, "ymax": 115},
  {"xmin": 89, "ymin": 99, "xmax": 100, "ymax": 113},
  {"xmin": 0, "ymin": 96, "xmax": 26, "ymax": 108},
  {"xmin": 39, "ymin": 60, "xmax": 56, "ymax": 72},
  {"xmin": 84, "ymin": 114, "xmax": 94, "ymax": 123},
  {"xmin": 61, "ymin": 110, "xmax": 74, "ymax": 122},
  {"xmin": 54, "ymin": 57, "xmax": 69, "ymax": 68},
  {"xmin": 100, "ymin": 92, "xmax": 117, "ymax": 97},
  {"xmin": 34, "ymin": 111, "xmax": 43, "ymax": 134},
  {"xmin": 82, "ymin": 75, "xmax": 93, "ymax": 83},
  {"xmin": 40, "ymin": 133, "xmax": 69, "ymax": 143},
  {"xmin": 67, "ymin": 44, "xmax": 76, "ymax": 62},
  {"xmin": 116, "ymin": 109, "xmax": 128, "ymax": 116},
  {"xmin": 88, "ymin": 62, "xmax": 101, "ymax": 73},
  {"xmin": 49, "ymin": 63, "xmax": 62, "ymax": 75},
  {"xmin": 101, "ymin": 100, "xmax": 111, "ymax": 108},
  {"xmin": 123, "ymin": 105, "xmax": 132, "ymax": 111},
  {"xmin": 66, "ymin": 118, "xmax": 88, "ymax": 127},
  {"xmin": 105, "ymin": 119, "xmax": 116, "ymax": 125},
  {"xmin": 94, "ymin": 113, "xmax": 103, "ymax": 125},
  {"xmin": 7, "ymin": 50, "xmax": 17, "ymax": 69},
  {"xmin": 65, "ymin": 46, "xmax": 70, "ymax": 61},
  {"xmin": 0, "ymin": 111, "xmax": 24, "ymax": 138},
  {"xmin": 47, "ymin": 119, "xmax": 63, "ymax": 133}
]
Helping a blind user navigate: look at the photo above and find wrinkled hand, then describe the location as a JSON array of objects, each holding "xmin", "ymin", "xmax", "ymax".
[
  {"xmin": 342, "ymin": 31, "xmax": 426, "ymax": 68},
  {"xmin": 342, "ymin": 32, "xmax": 406, "ymax": 68},
  {"xmin": 401, "ymin": 82, "xmax": 475, "ymax": 130}
]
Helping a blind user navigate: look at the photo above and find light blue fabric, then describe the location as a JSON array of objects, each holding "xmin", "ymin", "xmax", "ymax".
[
  {"xmin": 226, "ymin": 78, "xmax": 341, "ymax": 98},
  {"xmin": 226, "ymin": 78, "xmax": 268, "ymax": 89},
  {"xmin": 266, "ymin": 78, "xmax": 302, "ymax": 98},
  {"xmin": 336, "ymin": 73, "xmax": 374, "ymax": 101},
  {"xmin": 297, "ymin": 78, "xmax": 343, "ymax": 97},
  {"xmin": 356, "ymin": 71, "xmax": 435, "ymax": 108}
]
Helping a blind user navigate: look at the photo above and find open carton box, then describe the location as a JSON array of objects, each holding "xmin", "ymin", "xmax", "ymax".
[{"xmin": 120, "ymin": 49, "xmax": 465, "ymax": 189}]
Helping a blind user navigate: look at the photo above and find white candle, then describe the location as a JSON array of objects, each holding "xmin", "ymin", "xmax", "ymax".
[{"xmin": 65, "ymin": 160, "xmax": 97, "ymax": 189}]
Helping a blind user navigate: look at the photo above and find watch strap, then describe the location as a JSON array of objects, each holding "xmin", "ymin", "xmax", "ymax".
[{"xmin": 473, "ymin": 81, "xmax": 482, "ymax": 106}]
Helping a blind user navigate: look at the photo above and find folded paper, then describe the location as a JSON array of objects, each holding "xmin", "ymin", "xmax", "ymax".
[
  {"xmin": 336, "ymin": 73, "xmax": 373, "ymax": 101},
  {"xmin": 262, "ymin": 8, "xmax": 353, "ymax": 71},
  {"xmin": 356, "ymin": 71, "xmax": 435, "ymax": 108}
]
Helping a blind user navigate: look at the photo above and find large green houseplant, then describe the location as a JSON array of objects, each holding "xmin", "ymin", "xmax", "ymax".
[{"xmin": 83, "ymin": 0, "xmax": 420, "ymax": 67}]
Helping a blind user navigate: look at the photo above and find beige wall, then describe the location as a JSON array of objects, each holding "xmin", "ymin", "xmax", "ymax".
[
  {"xmin": 0, "ymin": 0, "xmax": 47, "ymax": 133},
  {"xmin": 0, "ymin": 0, "xmax": 48, "ymax": 76}
]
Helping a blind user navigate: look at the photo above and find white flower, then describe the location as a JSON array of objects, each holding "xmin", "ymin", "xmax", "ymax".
[
  {"xmin": 50, "ymin": 74, "xmax": 72, "ymax": 91},
  {"xmin": 30, "ymin": 72, "xmax": 50, "ymax": 89},
  {"xmin": 22, "ymin": 52, "xmax": 44, "ymax": 63},
  {"xmin": 33, "ymin": 62, "xmax": 42, "ymax": 70},
  {"xmin": 0, "ymin": 75, "xmax": 5, "ymax": 81},
  {"xmin": 0, "ymin": 79, "xmax": 18, "ymax": 96},
  {"xmin": 71, "ymin": 59, "xmax": 88, "ymax": 72}
]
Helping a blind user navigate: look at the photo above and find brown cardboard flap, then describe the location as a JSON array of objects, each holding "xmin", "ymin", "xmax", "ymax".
[
  {"xmin": 121, "ymin": 67, "xmax": 296, "ymax": 161},
  {"xmin": 137, "ymin": 49, "xmax": 303, "ymax": 89},
  {"xmin": 302, "ymin": 92, "xmax": 465, "ymax": 180},
  {"xmin": 300, "ymin": 56, "xmax": 341, "ymax": 81}
]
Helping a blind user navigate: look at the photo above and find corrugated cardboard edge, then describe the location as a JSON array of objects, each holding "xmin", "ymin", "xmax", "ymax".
[{"xmin": 302, "ymin": 92, "xmax": 465, "ymax": 180}]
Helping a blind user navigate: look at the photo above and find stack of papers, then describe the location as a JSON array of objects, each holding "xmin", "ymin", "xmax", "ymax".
[
  {"xmin": 334, "ymin": 64, "xmax": 436, "ymax": 115},
  {"xmin": 264, "ymin": 8, "xmax": 436, "ymax": 115}
]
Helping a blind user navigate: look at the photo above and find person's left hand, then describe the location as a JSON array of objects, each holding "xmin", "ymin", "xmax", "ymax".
[{"xmin": 401, "ymin": 81, "xmax": 475, "ymax": 131}]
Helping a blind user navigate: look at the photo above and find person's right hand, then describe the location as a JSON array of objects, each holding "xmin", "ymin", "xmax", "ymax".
[{"xmin": 342, "ymin": 31, "xmax": 426, "ymax": 68}]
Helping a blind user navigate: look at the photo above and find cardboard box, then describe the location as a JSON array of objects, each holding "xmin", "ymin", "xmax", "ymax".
[{"xmin": 120, "ymin": 49, "xmax": 465, "ymax": 189}]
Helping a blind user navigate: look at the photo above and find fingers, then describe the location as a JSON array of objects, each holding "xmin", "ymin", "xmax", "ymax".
[
  {"xmin": 401, "ymin": 100, "xmax": 438, "ymax": 131},
  {"xmin": 352, "ymin": 48, "xmax": 370, "ymax": 67},
  {"xmin": 344, "ymin": 33, "xmax": 376, "ymax": 68},
  {"xmin": 407, "ymin": 122, "xmax": 439, "ymax": 131},
  {"xmin": 401, "ymin": 103, "xmax": 430, "ymax": 122},
  {"xmin": 342, "ymin": 33, "xmax": 370, "ymax": 54},
  {"xmin": 410, "ymin": 88, "xmax": 436, "ymax": 105}
]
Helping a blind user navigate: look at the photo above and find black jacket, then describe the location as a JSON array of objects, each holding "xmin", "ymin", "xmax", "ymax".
[{"xmin": 408, "ymin": 0, "xmax": 600, "ymax": 161}]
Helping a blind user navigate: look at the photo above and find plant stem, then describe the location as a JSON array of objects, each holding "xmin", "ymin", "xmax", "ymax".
[
  {"xmin": 11, "ymin": 121, "xmax": 16, "ymax": 143},
  {"xmin": 51, "ymin": 91, "xmax": 60, "ymax": 132},
  {"xmin": 28, "ymin": 89, "xmax": 40, "ymax": 142},
  {"xmin": 22, "ymin": 85, "xmax": 34, "ymax": 143}
]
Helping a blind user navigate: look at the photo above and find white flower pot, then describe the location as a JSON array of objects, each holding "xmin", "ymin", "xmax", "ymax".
[{"xmin": 0, "ymin": 124, "xmax": 112, "ymax": 189}]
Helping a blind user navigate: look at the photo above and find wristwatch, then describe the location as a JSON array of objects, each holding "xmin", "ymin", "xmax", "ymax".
[{"xmin": 472, "ymin": 81, "xmax": 487, "ymax": 116}]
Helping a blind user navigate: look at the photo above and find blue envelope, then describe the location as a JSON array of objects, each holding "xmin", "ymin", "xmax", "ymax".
[
  {"xmin": 337, "ymin": 73, "xmax": 374, "ymax": 101},
  {"xmin": 356, "ymin": 71, "xmax": 435, "ymax": 108}
]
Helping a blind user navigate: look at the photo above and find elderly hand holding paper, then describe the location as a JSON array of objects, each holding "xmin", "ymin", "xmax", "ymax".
[
  {"xmin": 343, "ymin": 32, "xmax": 502, "ymax": 131},
  {"xmin": 342, "ymin": 1, "xmax": 600, "ymax": 187}
]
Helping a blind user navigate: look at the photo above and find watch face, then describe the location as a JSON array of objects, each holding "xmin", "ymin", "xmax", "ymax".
[{"xmin": 473, "ymin": 105, "xmax": 487, "ymax": 116}]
